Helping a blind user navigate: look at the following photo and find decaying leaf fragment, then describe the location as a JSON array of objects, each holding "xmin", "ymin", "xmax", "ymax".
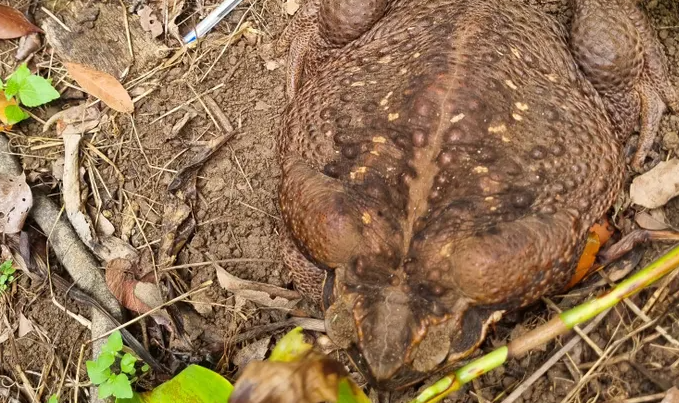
[
  {"xmin": 630, "ymin": 159, "xmax": 679, "ymax": 209},
  {"xmin": 0, "ymin": 5, "xmax": 43, "ymax": 39},
  {"xmin": 0, "ymin": 172, "xmax": 32, "ymax": 234},
  {"xmin": 231, "ymin": 327, "xmax": 369, "ymax": 403},
  {"xmin": 138, "ymin": 6, "xmax": 163, "ymax": 38},
  {"xmin": 64, "ymin": 62, "xmax": 134, "ymax": 113}
]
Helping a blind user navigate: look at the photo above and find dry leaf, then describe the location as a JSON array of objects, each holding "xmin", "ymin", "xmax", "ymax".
[
  {"xmin": 284, "ymin": 0, "xmax": 300, "ymax": 15},
  {"xmin": 231, "ymin": 351, "xmax": 347, "ymax": 403},
  {"xmin": 215, "ymin": 266, "xmax": 300, "ymax": 309},
  {"xmin": 105, "ymin": 258, "xmax": 163, "ymax": 313},
  {"xmin": 64, "ymin": 62, "xmax": 134, "ymax": 113},
  {"xmin": 662, "ymin": 387, "xmax": 679, "ymax": 403},
  {"xmin": 138, "ymin": 6, "xmax": 163, "ymax": 38},
  {"xmin": 0, "ymin": 172, "xmax": 32, "ymax": 234},
  {"xmin": 232, "ymin": 337, "xmax": 271, "ymax": 370},
  {"xmin": 18, "ymin": 313, "xmax": 34, "ymax": 338},
  {"xmin": 634, "ymin": 209, "xmax": 669, "ymax": 230},
  {"xmin": 0, "ymin": 5, "xmax": 43, "ymax": 39},
  {"xmin": 630, "ymin": 159, "xmax": 679, "ymax": 209},
  {"xmin": 0, "ymin": 91, "xmax": 20, "ymax": 125},
  {"xmin": 15, "ymin": 32, "xmax": 41, "ymax": 60}
]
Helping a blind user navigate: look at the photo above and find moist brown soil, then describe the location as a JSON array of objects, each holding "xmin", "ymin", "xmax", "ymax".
[{"xmin": 1, "ymin": 0, "xmax": 678, "ymax": 402}]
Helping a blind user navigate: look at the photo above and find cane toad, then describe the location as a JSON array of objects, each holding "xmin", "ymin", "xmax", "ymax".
[{"xmin": 277, "ymin": 0, "xmax": 678, "ymax": 390}]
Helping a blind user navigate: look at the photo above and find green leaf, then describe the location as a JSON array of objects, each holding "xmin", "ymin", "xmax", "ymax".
[
  {"xmin": 86, "ymin": 360, "xmax": 111, "ymax": 385},
  {"xmin": 120, "ymin": 353, "xmax": 137, "ymax": 375},
  {"xmin": 270, "ymin": 327, "xmax": 313, "ymax": 362},
  {"xmin": 98, "ymin": 377, "xmax": 116, "ymax": 399},
  {"xmin": 141, "ymin": 364, "xmax": 150, "ymax": 373},
  {"xmin": 18, "ymin": 75, "xmax": 60, "ymax": 107},
  {"xmin": 116, "ymin": 365, "xmax": 233, "ymax": 403},
  {"xmin": 103, "ymin": 331, "xmax": 123, "ymax": 354},
  {"xmin": 5, "ymin": 64, "xmax": 30, "ymax": 100},
  {"xmin": 0, "ymin": 274, "xmax": 7, "ymax": 283},
  {"xmin": 4, "ymin": 105, "xmax": 29, "ymax": 125},
  {"xmin": 0, "ymin": 260, "xmax": 12, "ymax": 272},
  {"xmin": 97, "ymin": 350, "xmax": 116, "ymax": 369},
  {"xmin": 111, "ymin": 373, "xmax": 133, "ymax": 399},
  {"xmin": 337, "ymin": 378, "xmax": 370, "ymax": 403},
  {"xmin": 48, "ymin": 394, "xmax": 58, "ymax": 403}
]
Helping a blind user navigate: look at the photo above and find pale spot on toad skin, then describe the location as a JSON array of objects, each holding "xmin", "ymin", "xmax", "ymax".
[
  {"xmin": 512, "ymin": 113, "xmax": 524, "ymax": 121},
  {"xmin": 439, "ymin": 242, "xmax": 454, "ymax": 257},
  {"xmin": 473, "ymin": 166, "xmax": 489, "ymax": 174},
  {"xmin": 490, "ymin": 206, "xmax": 498, "ymax": 211},
  {"xmin": 380, "ymin": 91, "xmax": 394, "ymax": 106},
  {"xmin": 388, "ymin": 113, "xmax": 400, "ymax": 121},
  {"xmin": 505, "ymin": 80, "xmax": 518, "ymax": 90},
  {"xmin": 484, "ymin": 196, "xmax": 494, "ymax": 201},
  {"xmin": 370, "ymin": 150, "xmax": 380, "ymax": 156},
  {"xmin": 546, "ymin": 73, "xmax": 559, "ymax": 82},
  {"xmin": 372, "ymin": 136, "xmax": 387, "ymax": 143},
  {"xmin": 350, "ymin": 167, "xmax": 368, "ymax": 180},
  {"xmin": 511, "ymin": 47, "xmax": 521, "ymax": 58},
  {"xmin": 362, "ymin": 212, "xmax": 372, "ymax": 225},
  {"xmin": 515, "ymin": 102, "xmax": 529, "ymax": 111},
  {"xmin": 378, "ymin": 55, "xmax": 392, "ymax": 64},
  {"xmin": 399, "ymin": 68, "xmax": 408, "ymax": 75},
  {"xmin": 502, "ymin": 136, "xmax": 511, "ymax": 143},
  {"xmin": 352, "ymin": 81, "xmax": 366, "ymax": 87},
  {"xmin": 413, "ymin": 52, "xmax": 421, "ymax": 59},
  {"xmin": 488, "ymin": 124, "xmax": 507, "ymax": 133},
  {"xmin": 450, "ymin": 113, "xmax": 465, "ymax": 123}
]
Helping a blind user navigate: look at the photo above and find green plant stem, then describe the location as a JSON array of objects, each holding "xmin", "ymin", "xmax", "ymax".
[{"xmin": 410, "ymin": 244, "xmax": 679, "ymax": 403}]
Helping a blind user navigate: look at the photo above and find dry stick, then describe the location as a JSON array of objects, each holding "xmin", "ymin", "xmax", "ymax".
[
  {"xmin": 606, "ymin": 392, "xmax": 667, "ymax": 403},
  {"xmin": 500, "ymin": 309, "xmax": 611, "ymax": 403},
  {"xmin": 149, "ymin": 83, "xmax": 225, "ymax": 124},
  {"xmin": 161, "ymin": 258, "xmax": 275, "ymax": 271},
  {"xmin": 559, "ymin": 317, "xmax": 663, "ymax": 403}
]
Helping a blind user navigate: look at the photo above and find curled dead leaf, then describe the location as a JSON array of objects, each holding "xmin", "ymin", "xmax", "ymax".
[
  {"xmin": 105, "ymin": 258, "xmax": 163, "ymax": 313},
  {"xmin": 634, "ymin": 209, "xmax": 669, "ymax": 231},
  {"xmin": 0, "ymin": 5, "xmax": 43, "ymax": 39},
  {"xmin": 64, "ymin": 62, "xmax": 134, "ymax": 113},
  {"xmin": 0, "ymin": 172, "xmax": 33, "ymax": 234}
]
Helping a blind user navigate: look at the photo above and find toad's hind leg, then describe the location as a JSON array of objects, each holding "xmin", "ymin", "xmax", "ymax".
[
  {"xmin": 569, "ymin": 0, "xmax": 678, "ymax": 172},
  {"xmin": 280, "ymin": 228, "xmax": 325, "ymax": 304}
]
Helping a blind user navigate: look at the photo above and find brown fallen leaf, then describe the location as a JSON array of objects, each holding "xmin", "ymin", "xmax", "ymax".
[
  {"xmin": 231, "ymin": 351, "xmax": 347, "ymax": 403},
  {"xmin": 105, "ymin": 258, "xmax": 163, "ymax": 313},
  {"xmin": 0, "ymin": 5, "xmax": 43, "ymax": 39},
  {"xmin": 0, "ymin": 172, "xmax": 33, "ymax": 234},
  {"xmin": 0, "ymin": 90, "xmax": 20, "ymax": 126},
  {"xmin": 64, "ymin": 62, "xmax": 134, "ymax": 113}
]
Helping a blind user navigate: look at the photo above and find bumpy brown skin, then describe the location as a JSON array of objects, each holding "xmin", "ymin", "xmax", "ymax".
[{"xmin": 277, "ymin": 0, "xmax": 676, "ymax": 390}]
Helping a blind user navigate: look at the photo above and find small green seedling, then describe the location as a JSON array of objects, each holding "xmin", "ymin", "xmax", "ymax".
[
  {"xmin": 0, "ymin": 260, "xmax": 16, "ymax": 293},
  {"xmin": 0, "ymin": 63, "xmax": 60, "ymax": 125},
  {"xmin": 86, "ymin": 331, "xmax": 150, "ymax": 400},
  {"xmin": 47, "ymin": 394, "xmax": 58, "ymax": 403}
]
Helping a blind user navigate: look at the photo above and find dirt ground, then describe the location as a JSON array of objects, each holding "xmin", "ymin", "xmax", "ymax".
[{"xmin": 0, "ymin": 0, "xmax": 678, "ymax": 402}]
